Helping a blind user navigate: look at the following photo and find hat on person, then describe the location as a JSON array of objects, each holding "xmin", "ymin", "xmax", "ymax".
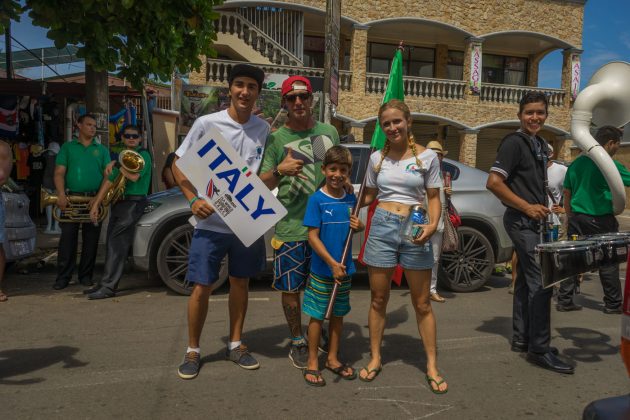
[
  {"xmin": 281, "ymin": 75, "xmax": 312, "ymax": 97},
  {"xmin": 48, "ymin": 141, "xmax": 61, "ymax": 155},
  {"xmin": 227, "ymin": 64, "xmax": 265, "ymax": 91},
  {"xmin": 426, "ymin": 140, "xmax": 448, "ymax": 156}
]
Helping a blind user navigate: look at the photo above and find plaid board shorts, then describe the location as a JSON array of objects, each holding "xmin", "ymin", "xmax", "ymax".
[{"xmin": 271, "ymin": 240, "xmax": 311, "ymax": 292}]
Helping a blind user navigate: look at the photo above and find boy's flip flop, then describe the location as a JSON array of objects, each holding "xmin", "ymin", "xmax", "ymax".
[
  {"xmin": 325, "ymin": 363, "xmax": 357, "ymax": 380},
  {"xmin": 303, "ymin": 369, "xmax": 326, "ymax": 387}
]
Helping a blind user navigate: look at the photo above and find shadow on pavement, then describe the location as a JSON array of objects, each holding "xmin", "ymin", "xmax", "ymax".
[
  {"xmin": 475, "ymin": 316, "xmax": 512, "ymax": 344},
  {"xmin": 555, "ymin": 327, "xmax": 618, "ymax": 363},
  {"xmin": 0, "ymin": 346, "xmax": 88, "ymax": 385}
]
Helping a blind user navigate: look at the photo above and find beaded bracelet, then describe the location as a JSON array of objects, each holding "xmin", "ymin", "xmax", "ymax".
[{"xmin": 188, "ymin": 197, "xmax": 199, "ymax": 207}]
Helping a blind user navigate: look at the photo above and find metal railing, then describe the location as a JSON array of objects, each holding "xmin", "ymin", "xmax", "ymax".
[
  {"xmin": 366, "ymin": 73, "xmax": 467, "ymax": 100},
  {"xmin": 206, "ymin": 59, "xmax": 352, "ymax": 92},
  {"xmin": 236, "ymin": 7, "xmax": 304, "ymax": 62},
  {"xmin": 481, "ymin": 83, "xmax": 566, "ymax": 107},
  {"xmin": 213, "ymin": 12, "xmax": 303, "ymax": 67}
]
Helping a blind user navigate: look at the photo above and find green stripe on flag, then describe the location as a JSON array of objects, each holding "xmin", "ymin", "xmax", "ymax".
[{"xmin": 370, "ymin": 48, "xmax": 405, "ymax": 151}]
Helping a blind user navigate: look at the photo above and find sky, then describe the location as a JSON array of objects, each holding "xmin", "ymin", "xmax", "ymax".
[{"xmin": 1, "ymin": 0, "xmax": 630, "ymax": 88}]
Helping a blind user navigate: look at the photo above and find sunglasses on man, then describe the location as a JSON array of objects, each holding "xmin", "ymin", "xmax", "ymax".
[
  {"xmin": 123, "ymin": 133, "xmax": 140, "ymax": 139},
  {"xmin": 284, "ymin": 92, "xmax": 311, "ymax": 102}
]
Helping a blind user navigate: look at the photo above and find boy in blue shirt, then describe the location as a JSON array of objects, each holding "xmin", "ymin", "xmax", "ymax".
[{"xmin": 302, "ymin": 145, "xmax": 364, "ymax": 386}]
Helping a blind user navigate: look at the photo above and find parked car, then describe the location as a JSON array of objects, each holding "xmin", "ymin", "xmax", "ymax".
[
  {"xmin": 2, "ymin": 179, "xmax": 36, "ymax": 261},
  {"xmin": 132, "ymin": 144, "xmax": 512, "ymax": 295}
]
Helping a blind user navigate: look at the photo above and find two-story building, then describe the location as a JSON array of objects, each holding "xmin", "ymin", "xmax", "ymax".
[{"xmin": 189, "ymin": 0, "xmax": 586, "ymax": 170}]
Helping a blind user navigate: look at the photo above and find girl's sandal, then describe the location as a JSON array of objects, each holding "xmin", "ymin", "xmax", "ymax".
[
  {"xmin": 325, "ymin": 363, "xmax": 357, "ymax": 380},
  {"xmin": 358, "ymin": 364, "xmax": 382, "ymax": 382},
  {"xmin": 426, "ymin": 374, "xmax": 448, "ymax": 394},
  {"xmin": 304, "ymin": 369, "xmax": 326, "ymax": 387}
]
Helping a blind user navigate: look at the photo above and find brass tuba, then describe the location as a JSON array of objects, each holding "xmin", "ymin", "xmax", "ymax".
[
  {"xmin": 40, "ymin": 188, "xmax": 108, "ymax": 223},
  {"xmin": 102, "ymin": 149, "xmax": 145, "ymax": 206}
]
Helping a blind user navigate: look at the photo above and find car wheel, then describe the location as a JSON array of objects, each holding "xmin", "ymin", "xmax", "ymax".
[
  {"xmin": 157, "ymin": 224, "xmax": 228, "ymax": 295},
  {"xmin": 438, "ymin": 226, "xmax": 495, "ymax": 292}
]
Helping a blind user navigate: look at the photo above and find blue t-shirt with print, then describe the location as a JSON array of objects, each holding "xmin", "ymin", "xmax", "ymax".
[{"xmin": 303, "ymin": 189, "xmax": 357, "ymax": 278}]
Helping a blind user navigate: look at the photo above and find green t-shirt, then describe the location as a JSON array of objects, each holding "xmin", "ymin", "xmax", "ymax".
[
  {"xmin": 563, "ymin": 154, "xmax": 630, "ymax": 216},
  {"xmin": 107, "ymin": 148, "xmax": 152, "ymax": 196},
  {"xmin": 56, "ymin": 139, "xmax": 111, "ymax": 192},
  {"xmin": 260, "ymin": 122, "xmax": 340, "ymax": 241}
]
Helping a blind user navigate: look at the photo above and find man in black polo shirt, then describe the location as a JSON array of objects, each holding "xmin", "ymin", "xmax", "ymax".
[
  {"xmin": 486, "ymin": 91, "xmax": 573, "ymax": 374},
  {"xmin": 53, "ymin": 114, "xmax": 111, "ymax": 290},
  {"xmin": 85, "ymin": 124, "xmax": 152, "ymax": 299}
]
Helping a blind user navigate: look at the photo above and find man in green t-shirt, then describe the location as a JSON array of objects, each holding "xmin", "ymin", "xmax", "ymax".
[
  {"xmin": 259, "ymin": 76, "xmax": 339, "ymax": 369},
  {"xmin": 53, "ymin": 114, "xmax": 111, "ymax": 290},
  {"xmin": 558, "ymin": 126, "xmax": 630, "ymax": 314},
  {"xmin": 85, "ymin": 124, "xmax": 152, "ymax": 299}
]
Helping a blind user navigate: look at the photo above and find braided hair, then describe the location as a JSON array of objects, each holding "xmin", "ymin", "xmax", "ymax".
[{"xmin": 374, "ymin": 99, "xmax": 423, "ymax": 174}]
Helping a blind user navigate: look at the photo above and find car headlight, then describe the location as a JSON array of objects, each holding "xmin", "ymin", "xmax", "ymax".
[{"xmin": 143, "ymin": 201, "xmax": 162, "ymax": 214}]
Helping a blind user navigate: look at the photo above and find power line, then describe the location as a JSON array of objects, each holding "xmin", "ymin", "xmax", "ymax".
[{"xmin": 9, "ymin": 35, "xmax": 69, "ymax": 82}]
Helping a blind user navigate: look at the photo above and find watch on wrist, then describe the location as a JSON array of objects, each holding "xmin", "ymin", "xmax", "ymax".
[{"xmin": 273, "ymin": 167, "xmax": 283, "ymax": 177}]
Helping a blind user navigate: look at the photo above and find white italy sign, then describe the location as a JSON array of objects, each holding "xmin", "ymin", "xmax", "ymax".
[{"xmin": 176, "ymin": 127, "xmax": 287, "ymax": 247}]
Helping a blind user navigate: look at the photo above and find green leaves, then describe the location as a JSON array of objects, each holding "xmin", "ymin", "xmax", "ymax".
[
  {"xmin": 24, "ymin": 0, "xmax": 221, "ymax": 89},
  {"xmin": 0, "ymin": 1, "xmax": 23, "ymax": 33}
]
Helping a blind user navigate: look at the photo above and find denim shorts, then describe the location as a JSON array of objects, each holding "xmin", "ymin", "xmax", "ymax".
[
  {"xmin": 362, "ymin": 207, "xmax": 434, "ymax": 271},
  {"xmin": 185, "ymin": 229, "xmax": 266, "ymax": 286}
]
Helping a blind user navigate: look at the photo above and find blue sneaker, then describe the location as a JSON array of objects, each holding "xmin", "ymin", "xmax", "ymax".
[
  {"xmin": 226, "ymin": 344, "xmax": 260, "ymax": 370},
  {"xmin": 178, "ymin": 351, "xmax": 200, "ymax": 379}
]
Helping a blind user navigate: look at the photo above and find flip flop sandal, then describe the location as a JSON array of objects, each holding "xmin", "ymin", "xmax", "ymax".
[
  {"xmin": 358, "ymin": 365, "xmax": 382, "ymax": 382},
  {"xmin": 325, "ymin": 363, "xmax": 357, "ymax": 380},
  {"xmin": 426, "ymin": 374, "xmax": 448, "ymax": 394},
  {"xmin": 0, "ymin": 292, "xmax": 7, "ymax": 302},
  {"xmin": 303, "ymin": 369, "xmax": 326, "ymax": 387}
]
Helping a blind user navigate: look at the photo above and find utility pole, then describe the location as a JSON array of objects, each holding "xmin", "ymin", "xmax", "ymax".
[
  {"xmin": 4, "ymin": 21, "xmax": 13, "ymax": 79},
  {"xmin": 323, "ymin": 0, "xmax": 341, "ymax": 124}
]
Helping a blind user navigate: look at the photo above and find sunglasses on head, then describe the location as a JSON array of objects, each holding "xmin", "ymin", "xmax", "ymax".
[
  {"xmin": 123, "ymin": 133, "xmax": 140, "ymax": 139},
  {"xmin": 284, "ymin": 92, "xmax": 311, "ymax": 102}
]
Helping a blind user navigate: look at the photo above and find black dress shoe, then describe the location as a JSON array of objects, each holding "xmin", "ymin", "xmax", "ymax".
[
  {"xmin": 511, "ymin": 342, "xmax": 559, "ymax": 355},
  {"xmin": 603, "ymin": 306, "xmax": 622, "ymax": 314},
  {"xmin": 53, "ymin": 282, "xmax": 68, "ymax": 290},
  {"xmin": 526, "ymin": 352, "xmax": 574, "ymax": 374},
  {"xmin": 556, "ymin": 303, "xmax": 582, "ymax": 312},
  {"xmin": 82, "ymin": 286, "xmax": 101, "ymax": 295},
  {"xmin": 79, "ymin": 279, "xmax": 94, "ymax": 287},
  {"xmin": 87, "ymin": 289, "xmax": 115, "ymax": 300}
]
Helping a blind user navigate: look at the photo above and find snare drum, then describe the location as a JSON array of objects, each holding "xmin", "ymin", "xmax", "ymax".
[
  {"xmin": 587, "ymin": 232, "xmax": 630, "ymax": 266},
  {"xmin": 535, "ymin": 240, "xmax": 600, "ymax": 288}
]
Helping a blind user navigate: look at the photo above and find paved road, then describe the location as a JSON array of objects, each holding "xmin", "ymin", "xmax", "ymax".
[{"xmin": 1, "ymin": 259, "xmax": 627, "ymax": 419}]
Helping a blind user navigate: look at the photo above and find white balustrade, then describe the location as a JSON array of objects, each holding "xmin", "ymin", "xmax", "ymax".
[
  {"xmin": 481, "ymin": 83, "xmax": 566, "ymax": 107},
  {"xmin": 366, "ymin": 73, "xmax": 467, "ymax": 100}
]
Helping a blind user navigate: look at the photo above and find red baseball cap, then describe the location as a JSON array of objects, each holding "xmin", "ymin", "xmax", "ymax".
[{"xmin": 281, "ymin": 75, "xmax": 312, "ymax": 97}]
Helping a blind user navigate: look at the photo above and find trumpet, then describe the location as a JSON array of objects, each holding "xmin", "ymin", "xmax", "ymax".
[
  {"xmin": 102, "ymin": 149, "xmax": 145, "ymax": 206},
  {"xmin": 40, "ymin": 188, "xmax": 108, "ymax": 223}
]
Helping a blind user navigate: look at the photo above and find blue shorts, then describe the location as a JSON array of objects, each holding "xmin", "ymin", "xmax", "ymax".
[
  {"xmin": 303, "ymin": 273, "xmax": 351, "ymax": 320},
  {"xmin": 185, "ymin": 229, "xmax": 266, "ymax": 286},
  {"xmin": 362, "ymin": 207, "xmax": 434, "ymax": 271},
  {"xmin": 272, "ymin": 240, "xmax": 311, "ymax": 292}
]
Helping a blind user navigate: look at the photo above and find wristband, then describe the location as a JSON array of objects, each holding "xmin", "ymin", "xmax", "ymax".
[{"xmin": 188, "ymin": 197, "xmax": 199, "ymax": 207}]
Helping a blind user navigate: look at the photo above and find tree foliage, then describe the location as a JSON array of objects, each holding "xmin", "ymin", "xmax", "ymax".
[
  {"xmin": 0, "ymin": 1, "xmax": 23, "ymax": 34},
  {"xmin": 25, "ymin": 0, "xmax": 222, "ymax": 89}
]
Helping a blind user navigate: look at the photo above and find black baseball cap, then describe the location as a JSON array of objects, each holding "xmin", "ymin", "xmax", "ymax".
[{"xmin": 228, "ymin": 64, "xmax": 265, "ymax": 91}]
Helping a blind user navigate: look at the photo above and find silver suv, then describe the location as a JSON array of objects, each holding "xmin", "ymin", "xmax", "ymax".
[{"xmin": 133, "ymin": 144, "xmax": 512, "ymax": 295}]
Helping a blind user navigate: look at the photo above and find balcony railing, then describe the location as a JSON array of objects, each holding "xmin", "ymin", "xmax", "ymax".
[
  {"xmin": 206, "ymin": 59, "xmax": 352, "ymax": 91},
  {"xmin": 366, "ymin": 73, "xmax": 467, "ymax": 100},
  {"xmin": 481, "ymin": 83, "xmax": 565, "ymax": 107}
]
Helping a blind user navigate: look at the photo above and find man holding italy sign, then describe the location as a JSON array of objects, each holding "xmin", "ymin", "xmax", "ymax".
[{"xmin": 173, "ymin": 64, "xmax": 275, "ymax": 380}]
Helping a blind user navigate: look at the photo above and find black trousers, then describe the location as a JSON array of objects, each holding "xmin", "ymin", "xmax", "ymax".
[
  {"xmin": 98, "ymin": 199, "xmax": 147, "ymax": 292},
  {"xmin": 504, "ymin": 209, "xmax": 553, "ymax": 354},
  {"xmin": 557, "ymin": 212, "xmax": 622, "ymax": 310},
  {"xmin": 56, "ymin": 221, "xmax": 102, "ymax": 285}
]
